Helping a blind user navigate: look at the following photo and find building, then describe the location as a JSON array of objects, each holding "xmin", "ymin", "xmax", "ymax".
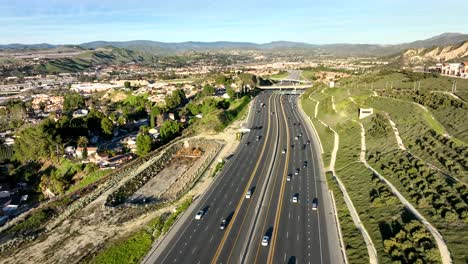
[
  {"xmin": 441, "ymin": 63, "xmax": 464, "ymax": 76},
  {"xmin": 358, "ymin": 108, "xmax": 373, "ymax": 119},
  {"xmin": 463, "ymin": 62, "xmax": 468, "ymax": 79},
  {"xmin": 71, "ymin": 83, "xmax": 121, "ymax": 94}
]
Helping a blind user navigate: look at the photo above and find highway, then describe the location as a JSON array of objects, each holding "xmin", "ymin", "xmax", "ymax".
[{"xmin": 144, "ymin": 91, "xmax": 340, "ymax": 264}]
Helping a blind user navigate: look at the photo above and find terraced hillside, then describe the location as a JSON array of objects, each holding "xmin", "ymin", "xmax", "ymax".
[{"xmin": 301, "ymin": 70, "xmax": 468, "ymax": 263}]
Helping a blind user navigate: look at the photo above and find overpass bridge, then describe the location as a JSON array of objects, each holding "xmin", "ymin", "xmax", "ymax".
[{"xmin": 256, "ymin": 84, "xmax": 311, "ymax": 90}]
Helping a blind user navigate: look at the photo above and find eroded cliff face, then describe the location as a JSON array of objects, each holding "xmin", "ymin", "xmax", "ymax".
[{"xmin": 400, "ymin": 41, "xmax": 468, "ymax": 64}]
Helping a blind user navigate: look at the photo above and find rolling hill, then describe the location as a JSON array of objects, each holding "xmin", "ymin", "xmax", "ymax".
[{"xmin": 2, "ymin": 33, "xmax": 467, "ymax": 57}]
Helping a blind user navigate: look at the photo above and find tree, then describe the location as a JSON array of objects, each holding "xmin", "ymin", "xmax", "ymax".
[
  {"xmin": 63, "ymin": 92, "xmax": 85, "ymax": 113},
  {"xmin": 136, "ymin": 133, "xmax": 152, "ymax": 156},
  {"xmin": 214, "ymin": 74, "xmax": 228, "ymax": 85},
  {"xmin": 124, "ymin": 81, "xmax": 131, "ymax": 89},
  {"xmin": 165, "ymin": 89, "xmax": 186, "ymax": 110},
  {"xmin": 226, "ymin": 87, "xmax": 235, "ymax": 99},
  {"xmin": 160, "ymin": 121, "xmax": 182, "ymax": 143},
  {"xmin": 14, "ymin": 118, "xmax": 62, "ymax": 162},
  {"xmin": 77, "ymin": 136, "xmax": 89, "ymax": 159},
  {"xmin": 150, "ymin": 106, "xmax": 161, "ymax": 127},
  {"xmin": 202, "ymin": 85, "xmax": 215, "ymax": 97},
  {"xmin": 101, "ymin": 118, "xmax": 113, "ymax": 137}
]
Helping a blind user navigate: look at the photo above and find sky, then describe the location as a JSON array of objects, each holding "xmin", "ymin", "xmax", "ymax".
[{"xmin": 1, "ymin": 0, "xmax": 467, "ymax": 45}]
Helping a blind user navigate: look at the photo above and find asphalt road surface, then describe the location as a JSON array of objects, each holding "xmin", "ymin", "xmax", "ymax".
[{"xmin": 144, "ymin": 91, "xmax": 340, "ymax": 264}]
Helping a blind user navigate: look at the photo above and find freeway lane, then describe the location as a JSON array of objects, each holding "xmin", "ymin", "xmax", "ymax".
[
  {"xmin": 146, "ymin": 91, "xmax": 280, "ymax": 264},
  {"xmin": 272, "ymin": 95, "xmax": 330, "ymax": 264},
  {"xmin": 244, "ymin": 93, "xmax": 332, "ymax": 264},
  {"xmin": 146, "ymin": 91, "xmax": 342, "ymax": 264}
]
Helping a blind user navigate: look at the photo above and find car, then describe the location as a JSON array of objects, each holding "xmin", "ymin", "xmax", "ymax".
[
  {"xmin": 245, "ymin": 190, "xmax": 252, "ymax": 199},
  {"xmin": 292, "ymin": 194, "xmax": 298, "ymax": 203},
  {"xmin": 312, "ymin": 198, "xmax": 318, "ymax": 210},
  {"xmin": 195, "ymin": 210, "xmax": 204, "ymax": 220},
  {"xmin": 294, "ymin": 136, "xmax": 299, "ymax": 141},
  {"xmin": 256, "ymin": 136, "xmax": 261, "ymax": 141},
  {"xmin": 261, "ymin": 236, "xmax": 269, "ymax": 246},
  {"xmin": 299, "ymin": 133, "xmax": 303, "ymax": 137},
  {"xmin": 306, "ymin": 140, "xmax": 310, "ymax": 145},
  {"xmin": 220, "ymin": 219, "xmax": 227, "ymax": 230},
  {"xmin": 271, "ymin": 111, "xmax": 275, "ymax": 115},
  {"xmin": 303, "ymin": 161, "xmax": 308, "ymax": 168},
  {"xmin": 294, "ymin": 168, "xmax": 299, "ymax": 175},
  {"xmin": 282, "ymin": 149, "xmax": 286, "ymax": 154},
  {"xmin": 286, "ymin": 174, "xmax": 292, "ymax": 181},
  {"xmin": 302, "ymin": 144, "xmax": 306, "ymax": 150},
  {"xmin": 245, "ymin": 141, "xmax": 250, "ymax": 146},
  {"xmin": 257, "ymin": 110, "xmax": 260, "ymax": 113},
  {"xmin": 290, "ymin": 144, "xmax": 295, "ymax": 149}
]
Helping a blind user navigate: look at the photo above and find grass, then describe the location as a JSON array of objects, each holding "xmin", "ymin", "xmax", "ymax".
[
  {"xmin": 211, "ymin": 160, "xmax": 225, "ymax": 177},
  {"xmin": 66, "ymin": 169, "xmax": 109, "ymax": 194},
  {"xmin": 300, "ymin": 70, "xmax": 317, "ymax": 81},
  {"xmin": 325, "ymin": 172, "xmax": 369, "ymax": 264},
  {"xmin": 269, "ymin": 71, "xmax": 288, "ymax": 79},
  {"xmin": 193, "ymin": 95, "xmax": 251, "ymax": 133},
  {"xmin": 8, "ymin": 208, "xmax": 55, "ymax": 234},
  {"xmin": 300, "ymin": 98, "xmax": 334, "ymax": 165},
  {"xmin": 89, "ymin": 197, "xmax": 193, "ymax": 264}
]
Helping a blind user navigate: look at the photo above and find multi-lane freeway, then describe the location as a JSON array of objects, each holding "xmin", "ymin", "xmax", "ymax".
[{"xmin": 143, "ymin": 91, "xmax": 342, "ymax": 264}]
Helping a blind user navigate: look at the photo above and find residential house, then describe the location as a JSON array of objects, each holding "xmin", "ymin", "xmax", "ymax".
[
  {"xmin": 463, "ymin": 62, "xmax": 468, "ymax": 78},
  {"xmin": 75, "ymin": 147, "xmax": 97, "ymax": 159},
  {"xmin": 441, "ymin": 63, "xmax": 463, "ymax": 76}
]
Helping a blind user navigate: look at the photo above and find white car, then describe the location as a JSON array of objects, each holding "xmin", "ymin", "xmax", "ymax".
[
  {"xmin": 292, "ymin": 195, "xmax": 298, "ymax": 203},
  {"xmin": 261, "ymin": 236, "xmax": 269, "ymax": 246},
  {"xmin": 286, "ymin": 174, "xmax": 292, "ymax": 182},
  {"xmin": 282, "ymin": 149, "xmax": 286, "ymax": 154},
  {"xmin": 245, "ymin": 190, "xmax": 252, "ymax": 199},
  {"xmin": 195, "ymin": 210, "xmax": 204, "ymax": 220}
]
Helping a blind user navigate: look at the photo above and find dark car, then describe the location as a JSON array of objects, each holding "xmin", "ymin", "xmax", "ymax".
[{"xmin": 220, "ymin": 219, "xmax": 227, "ymax": 230}]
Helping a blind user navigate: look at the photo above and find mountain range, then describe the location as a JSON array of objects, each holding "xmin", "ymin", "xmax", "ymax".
[{"xmin": 1, "ymin": 33, "xmax": 468, "ymax": 56}]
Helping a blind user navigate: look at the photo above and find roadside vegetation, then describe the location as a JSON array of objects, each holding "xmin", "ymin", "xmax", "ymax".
[
  {"xmin": 88, "ymin": 197, "xmax": 193, "ymax": 264},
  {"xmin": 325, "ymin": 172, "xmax": 369, "ymax": 264},
  {"xmin": 268, "ymin": 71, "xmax": 288, "ymax": 79}
]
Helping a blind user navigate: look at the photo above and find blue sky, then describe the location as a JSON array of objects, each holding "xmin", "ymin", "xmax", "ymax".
[{"xmin": 1, "ymin": 0, "xmax": 467, "ymax": 44}]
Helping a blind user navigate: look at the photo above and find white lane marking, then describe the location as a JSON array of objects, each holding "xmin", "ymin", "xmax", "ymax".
[
  {"xmin": 192, "ymin": 247, "xmax": 197, "ymax": 254},
  {"xmin": 297, "ymin": 234, "xmax": 299, "ymax": 241},
  {"xmin": 209, "ymin": 235, "xmax": 214, "ymax": 243},
  {"xmin": 287, "ymin": 231, "xmax": 289, "ymax": 239}
]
